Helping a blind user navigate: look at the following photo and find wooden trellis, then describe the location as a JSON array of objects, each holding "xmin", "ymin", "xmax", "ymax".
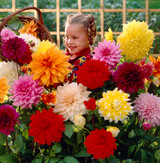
[{"xmin": 0, "ymin": 0, "xmax": 160, "ymax": 55}]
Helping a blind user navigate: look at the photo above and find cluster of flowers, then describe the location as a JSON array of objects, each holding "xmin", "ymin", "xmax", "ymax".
[{"xmin": 0, "ymin": 19, "xmax": 160, "ymax": 162}]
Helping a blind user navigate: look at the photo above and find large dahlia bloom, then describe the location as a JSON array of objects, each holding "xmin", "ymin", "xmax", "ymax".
[
  {"xmin": 0, "ymin": 105, "xmax": 19, "ymax": 136},
  {"xmin": 76, "ymin": 60, "xmax": 111, "ymax": 89},
  {"xmin": 1, "ymin": 36, "xmax": 32, "ymax": 65},
  {"xmin": 113, "ymin": 62, "xmax": 146, "ymax": 94},
  {"xmin": 54, "ymin": 82, "xmax": 91, "ymax": 121},
  {"xmin": 0, "ymin": 61, "xmax": 19, "ymax": 87},
  {"xmin": 28, "ymin": 43, "xmax": 71, "ymax": 86},
  {"xmin": 93, "ymin": 40, "xmax": 122, "ymax": 70},
  {"xmin": 29, "ymin": 108, "xmax": 65, "ymax": 145},
  {"xmin": 84, "ymin": 128, "xmax": 117, "ymax": 159},
  {"xmin": 117, "ymin": 20, "xmax": 154, "ymax": 61},
  {"xmin": 0, "ymin": 28, "xmax": 16, "ymax": 42},
  {"xmin": 10, "ymin": 75, "xmax": 44, "ymax": 109},
  {"xmin": 97, "ymin": 88, "xmax": 133, "ymax": 123},
  {"xmin": 0, "ymin": 78, "xmax": 10, "ymax": 103},
  {"xmin": 134, "ymin": 93, "xmax": 160, "ymax": 127}
]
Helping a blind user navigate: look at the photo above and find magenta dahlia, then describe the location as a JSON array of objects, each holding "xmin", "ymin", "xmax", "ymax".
[
  {"xmin": 10, "ymin": 75, "xmax": 44, "ymax": 109},
  {"xmin": 113, "ymin": 62, "xmax": 145, "ymax": 93},
  {"xmin": 1, "ymin": 36, "xmax": 32, "ymax": 65},
  {"xmin": 0, "ymin": 105, "xmax": 19, "ymax": 136},
  {"xmin": 134, "ymin": 93, "xmax": 160, "ymax": 127},
  {"xmin": 93, "ymin": 40, "xmax": 122, "ymax": 70}
]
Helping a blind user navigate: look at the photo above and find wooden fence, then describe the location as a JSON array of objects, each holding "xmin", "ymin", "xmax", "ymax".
[{"xmin": 0, "ymin": 0, "xmax": 160, "ymax": 55}]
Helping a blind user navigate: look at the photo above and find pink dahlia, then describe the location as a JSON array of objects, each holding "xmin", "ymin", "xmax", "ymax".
[
  {"xmin": 142, "ymin": 122, "xmax": 152, "ymax": 131},
  {"xmin": 1, "ymin": 36, "xmax": 32, "ymax": 65},
  {"xmin": 113, "ymin": 62, "xmax": 145, "ymax": 94},
  {"xmin": 0, "ymin": 105, "xmax": 19, "ymax": 136},
  {"xmin": 10, "ymin": 75, "xmax": 44, "ymax": 109},
  {"xmin": 93, "ymin": 40, "xmax": 122, "ymax": 70},
  {"xmin": 0, "ymin": 28, "xmax": 16, "ymax": 42},
  {"xmin": 134, "ymin": 93, "xmax": 160, "ymax": 127}
]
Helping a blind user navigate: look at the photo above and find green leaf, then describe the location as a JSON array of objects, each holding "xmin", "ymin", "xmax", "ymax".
[
  {"xmin": 64, "ymin": 124, "xmax": 74, "ymax": 138},
  {"xmin": 63, "ymin": 134, "xmax": 75, "ymax": 146},
  {"xmin": 74, "ymin": 148, "xmax": 91, "ymax": 157},
  {"xmin": 155, "ymin": 149, "xmax": 160, "ymax": 160},
  {"xmin": 128, "ymin": 145, "xmax": 136, "ymax": 157},
  {"xmin": 0, "ymin": 154, "xmax": 18, "ymax": 163},
  {"xmin": 128, "ymin": 129, "xmax": 136, "ymax": 138},
  {"xmin": 49, "ymin": 158, "xmax": 59, "ymax": 163},
  {"xmin": 63, "ymin": 156, "xmax": 79, "ymax": 163},
  {"xmin": 52, "ymin": 142, "xmax": 62, "ymax": 153},
  {"xmin": 76, "ymin": 130, "xmax": 83, "ymax": 145},
  {"xmin": 140, "ymin": 149, "xmax": 147, "ymax": 162},
  {"xmin": 31, "ymin": 157, "xmax": 43, "ymax": 163},
  {"xmin": 0, "ymin": 132, "xmax": 6, "ymax": 145}
]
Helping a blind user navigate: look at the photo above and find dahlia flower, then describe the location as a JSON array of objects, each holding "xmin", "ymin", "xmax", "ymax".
[
  {"xmin": 84, "ymin": 97, "xmax": 96, "ymax": 111},
  {"xmin": 113, "ymin": 62, "xmax": 145, "ymax": 94},
  {"xmin": 36, "ymin": 40, "xmax": 54, "ymax": 53},
  {"xmin": 0, "ymin": 28, "xmax": 16, "ymax": 42},
  {"xmin": 117, "ymin": 20, "xmax": 154, "ymax": 61},
  {"xmin": 0, "ymin": 105, "xmax": 19, "ymax": 136},
  {"xmin": 97, "ymin": 88, "xmax": 133, "ymax": 123},
  {"xmin": 134, "ymin": 93, "xmax": 160, "ymax": 127},
  {"xmin": 29, "ymin": 108, "xmax": 65, "ymax": 145},
  {"xmin": 0, "ymin": 78, "xmax": 10, "ymax": 103},
  {"xmin": 41, "ymin": 91, "xmax": 57, "ymax": 105},
  {"xmin": 19, "ymin": 33, "xmax": 40, "ymax": 53},
  {"xmin": 1, "ymin": 36, "xmax": 32, "ymax": 65},
  {"xmin": 93, "ymin": 40, "xmax": 122, "ymax": 70},
  {"xmin": 74, "ymin": 114, "xmax": 86, "ymax": 128},
  {"xmin": 18, "ymin": 20, "xmax": 38, "ymax": 37},
  {"xmin": 76, "ymin": 60, "xmax": 111, "ymax": 89},
  {"xmin": 149, "ymin": 56, "xmax": 160, "ymax": 79},
  {"xmin": 84, "ymin": 128, "xmax": 117, "ymax": 159},
  {"xmin": 105, "ymin": 27, "xmax": 113, "ymax": 42},
  {"xmin": 0, "ymin": 61, "xmax": 19, "ymax": 87},
  {"xmin": 107, "ymin": 126, "xmax": 120, "ymax": 137},
  {"xmin": 142, "ymin": 122, "xmax": 152, "ymax": 131},
  {"xmin": 53, "ymin": 82, "xmax": 91, "ymax": 121},
  {"xmin": 28, "ymin": 44, "xmax": 71, "ymax": 86},
  {"xmin": 10, "ymin": 75, "xmax": 44, "ymax": 109}
]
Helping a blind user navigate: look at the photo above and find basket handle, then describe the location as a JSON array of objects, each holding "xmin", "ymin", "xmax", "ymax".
[{"xmin": 0, "ymin": 7, "xmax": 44, "ymax": 31}]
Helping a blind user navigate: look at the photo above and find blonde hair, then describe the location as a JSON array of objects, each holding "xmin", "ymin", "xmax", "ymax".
[{"xmin": 64, "ymin": 13, "xmax": 97, "ymax": 46}]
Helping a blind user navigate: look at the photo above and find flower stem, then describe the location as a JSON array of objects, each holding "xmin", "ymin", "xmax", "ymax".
[
  {"xmin": 6, "ymin": 137, "xmax": 9, "ymax": 153},
  {"xmin": 92, "ymin": 115, "xmax": 95, "ymax": 130}
]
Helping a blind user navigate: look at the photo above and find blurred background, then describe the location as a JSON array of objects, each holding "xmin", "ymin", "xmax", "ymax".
[{"xmin": 0, "ymin": 0, "xmax": 160, "ymax": 55}]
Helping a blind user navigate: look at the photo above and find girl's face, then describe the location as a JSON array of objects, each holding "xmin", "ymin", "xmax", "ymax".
[{"xmin": 65, "ymin": 23, "xmax": 89, "ymax": 56}]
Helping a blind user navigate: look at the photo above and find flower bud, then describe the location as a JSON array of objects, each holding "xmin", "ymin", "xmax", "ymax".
[{"xmin": 74, "ymin": 114, "xmax": 86, "ymax": 128}]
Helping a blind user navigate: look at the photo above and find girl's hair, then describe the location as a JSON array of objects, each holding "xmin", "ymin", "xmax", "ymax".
[{"xmin": 64, "ymin": 13, "xmax": 97, "ymax": 46}]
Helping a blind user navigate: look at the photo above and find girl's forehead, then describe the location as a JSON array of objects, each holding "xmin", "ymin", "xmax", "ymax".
[{"xmin": 65, "ymin": 23, "xmax": 86, "ymax": 32}]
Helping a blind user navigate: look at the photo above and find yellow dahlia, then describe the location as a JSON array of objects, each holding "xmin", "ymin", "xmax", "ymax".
[
  {"xmin": 97, "ymin": 88, "xmax": 133, "ymax": 123},
  {"xmin": 0, "ymin": 77, "xmax": 10, "ymax": 103},
  {"xmin": 28, "ymin": 44, "xmax": 71, "ymax": 86},
  {"xmin": 36, "ymin": 40, "xmax": 54, "ymax": 53},
  {"xmin": 106, "ymin": 126, "xmax": 120, "ymax": 137},
  {"xmin": 105, "ymin": 28, "xmax": 113, "ymax": 42},
  {"xmin": 18, "ymin": 20, "xmax": 38, "ymax": 38},
  {"xmin": 117, "ymin": 20, "xmax": 154, "ymax": 61}
]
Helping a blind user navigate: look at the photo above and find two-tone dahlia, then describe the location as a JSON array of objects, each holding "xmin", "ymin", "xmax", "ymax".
[
  {"xmin": 53, "ymin": 82, "xmax": 91, "ymax": 121},
  {"xmin": 0, "ymin": 61, "xmax": 19, "ymax": 87},
  {"xmin": 0, "ymin": 78, "xmax": 10, "ymax": 103},
  {"xmin": 97, "ymin": 88, "xmax": 133, "ymax": 123},
  {"xmin": 93, "ymin": 40, "xmax": 122, "ymax": 70},
  {"xmin": 28, "ymin": 42, "xmax": 71, "ymax": 86},
  {"xmin": 117, "ymin": 20, "xmax": 154, "ymax": 61},
  {"xmin": 29, "ymin": 108, "xmax": 65, "ymax": 145},
  {"xmin": 10, "ymin": 75, "xmax": 44, "ymax": 109},
  {"xmin": 113, "ymin": 62, "xmax": 146, "ymax": 94},
  {"xmin": 0, "ymin": 105, "xmax": 19, "ymax": 136},
  {"xmin": 134, "ymin": 93, "xmax": 160, "ymax": 127}
]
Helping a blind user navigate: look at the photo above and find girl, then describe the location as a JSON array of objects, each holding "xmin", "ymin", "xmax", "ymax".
[{"xmin": 64, "ymin": 13, "xmax": 97, "ymax": 82}]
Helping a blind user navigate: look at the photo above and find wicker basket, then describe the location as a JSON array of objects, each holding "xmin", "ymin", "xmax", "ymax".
[{"xmin": 0, "ymin": 7, "xmax": 54, "ymax": 61}]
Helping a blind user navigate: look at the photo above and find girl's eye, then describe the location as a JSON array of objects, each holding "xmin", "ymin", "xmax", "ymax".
[{"xmin": 73, "ymin": 37, "xmax": 78, "ymax": 39}]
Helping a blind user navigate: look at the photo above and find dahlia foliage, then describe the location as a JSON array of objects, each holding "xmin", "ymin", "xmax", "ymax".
[{"xmin": 0, "ymin": 18, "xmax": 159, "ymax": 163}]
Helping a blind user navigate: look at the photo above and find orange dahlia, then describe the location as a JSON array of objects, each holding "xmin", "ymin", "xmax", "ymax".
[
  {"xmin": 0, "ymin": 78, "xmax": 10, "ymax": 103},
  {"xmin": 149, "ymin": 56, "xmax": 160, "ymax": 79},
  {"xmin": 41, "ymin": 91, "xmax": 57, "ymax": 105},
  {"xmin": 18, "ymin": 20, "xmax": 38, "ymax": 37},
  {"xmin": 28, "ymin": 44, "xmax": 71, "ymax": 86}
]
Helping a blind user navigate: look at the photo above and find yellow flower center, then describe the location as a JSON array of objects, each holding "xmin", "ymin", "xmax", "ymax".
[{"xmin": 112, "ymin": 100, "xmax": 122, "ymax": 111}]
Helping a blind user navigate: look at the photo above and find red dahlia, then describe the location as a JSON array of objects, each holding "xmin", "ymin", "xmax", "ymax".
[
  {"xmin": 84, "ymin": 128, "xmax": 117, "ymax": 159},
  {"xmin": 76, "ymin": 60, "xmax": 111, "ymax": 89},
  {"xmin": 29, "ymin": 108, "xmax": 65, "ymax": 145},
  {"xmin": 84, "ymin": 97, "xmax": 96, "ymax": 111}
]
